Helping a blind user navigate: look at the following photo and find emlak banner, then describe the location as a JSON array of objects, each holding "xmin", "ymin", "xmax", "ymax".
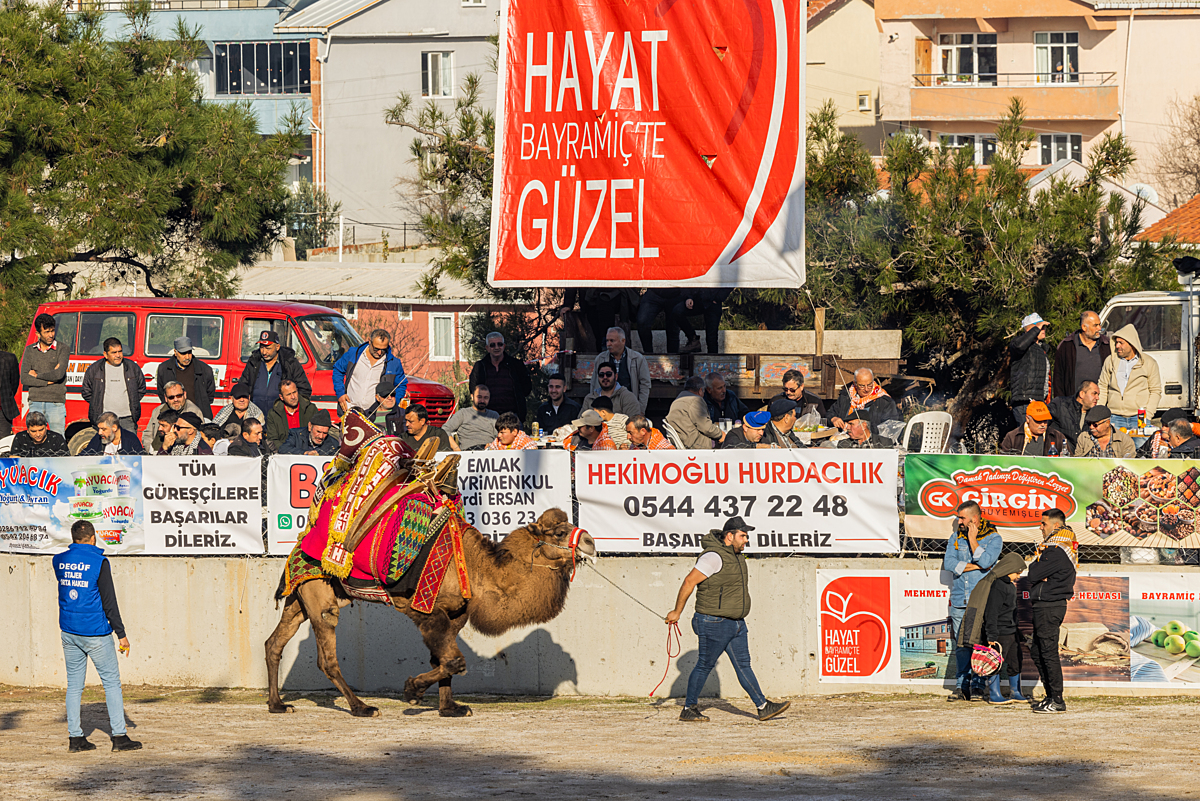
[{"xmin": 489, "ymin": 0, "xmax": 805, "ymax": 288}]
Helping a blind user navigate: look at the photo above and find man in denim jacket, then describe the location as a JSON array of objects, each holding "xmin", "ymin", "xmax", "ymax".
[{"xmin": 941, "ymin": 500, "xmax": 1002, "ymax": 701}]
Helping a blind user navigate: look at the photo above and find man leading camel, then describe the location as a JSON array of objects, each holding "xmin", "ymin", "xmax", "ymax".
[{"xmin": 666, "ymin": 517, "xmax": 790, "ymax": 723}]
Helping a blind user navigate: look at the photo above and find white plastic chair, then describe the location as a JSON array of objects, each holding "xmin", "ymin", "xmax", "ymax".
[
  {"xmin": 660, "ymin": 420, "xmax": 686, "ymax": 450},
  {"xmin": 901, "ymin": 411, "xmax": 953, "ymax": 453}
]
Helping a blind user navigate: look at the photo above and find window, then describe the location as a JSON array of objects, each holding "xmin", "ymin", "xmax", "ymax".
[
  {"xmin": 296, "ymin": 314, "xmax": 364, "ymax": 370},
  {"xmin": 430, "ymin": 314, "xmax": 455, "ymax": 360},
  {"xmin": 343, "ymin": 303, "xmax": 357, "ymax": 320},
  {"xmin": 78, "ymin": 313, "xmax": 135, "ymax": 356},
  {"xmin": 422, "ymin": 51, "xmax": 453, "ymax": 98},
  {"xmin": 857, "ymin": 92, "xmax": 871, "ymax": 112},
  {"xmin": 1104, "ymin": 304, "xmax": 1183, "ymax": 352},
  {"xmin": 1040, "ymin": 134, "xmax": 1082, "ymax": 164},
  {"xmin": 462, "ymin": 0, "xmax": 485, "ymax": 5},
  {"xmin": 52, "ymin": 313, "xmax": 78, "ymax": 353},
  {"xmin": 145, "ymin": 315, "xmax": 224, "ymax": 359},
  {"xmin": 1035, "ymin": 32, "xmax": 1079, "ymax": 83},
  {"xmin": 458, "ymin": 312, "xmax": 485, "ymax": 362},
  {"xmin": 397, "ymin": 304, "xmax": 413, "ymax": 321},
  {"xmin": 939, "ymin": 33, "xmax": 996, "ymax": 85},
  {"xmin": 215, "ymin": 41, "xmax": 311, "ymax": 96},
  {"xmin": 240, "ymin": 318, "xmax": 292, "ymax": 362},
  {"xmin": 943, "ymin": 134, "xmax": 997, "ymax": 165}
]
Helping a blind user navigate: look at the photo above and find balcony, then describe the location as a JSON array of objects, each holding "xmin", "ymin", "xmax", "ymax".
[
  {"xmin": 72, "ymin": 0, "xmax": 276, "ymax": 9},
  {"xmin": 910, "ymin": 72, "xmax": 1119, "ymax": 122}
]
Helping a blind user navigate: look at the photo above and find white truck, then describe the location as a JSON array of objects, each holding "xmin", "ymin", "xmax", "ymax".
[{"xmin": 1098, "ymin": 291, "xmax": 1190, "ymax": 413}]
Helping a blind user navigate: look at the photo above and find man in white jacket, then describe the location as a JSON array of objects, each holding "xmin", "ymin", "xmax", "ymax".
[{"xmin": 1098, "ymin": 324, "xmax": 1161, "ymax": 443}]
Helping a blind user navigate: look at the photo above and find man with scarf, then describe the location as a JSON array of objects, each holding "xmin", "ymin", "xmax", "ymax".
[
  {"xmin": 1027, "ymin": 508, "xmax": 1077, "ymax": 714},
  {"xmin": 941, "ymin": 500, "xmax": 1002, "ymax": 701},
  {"xmin": 829, "ymin": 368, "xmax": 899, "ymax": 437},
  {"xmin": 958, "ymin": 552, "xmax": 1028, "ymax": 705}
]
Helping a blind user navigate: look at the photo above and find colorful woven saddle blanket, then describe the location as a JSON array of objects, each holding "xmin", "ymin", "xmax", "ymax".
[{"xmin": 300, "ymin": 487, "xmax": 445, "ymax": 586}]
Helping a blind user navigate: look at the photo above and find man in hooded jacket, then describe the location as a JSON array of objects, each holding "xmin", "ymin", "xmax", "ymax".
[{"xmin": 1097, "ymin": 323, "xmax": 1161, "ymax": 441}]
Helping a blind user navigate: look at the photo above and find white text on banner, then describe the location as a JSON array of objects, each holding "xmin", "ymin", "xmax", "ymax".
[
  {"xmin": 141, "ymin": 456, "xmax": 264, "ymax": 554},
  {"xmin": 576, "ymin": 450, "xmax": 900, "ymax": 554}
]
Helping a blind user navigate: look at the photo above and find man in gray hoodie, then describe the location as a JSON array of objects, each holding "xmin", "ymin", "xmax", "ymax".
[
  {"xmin": 20, "ymin": 313, "xmax": 71, "ymax": 435},
  {"xmin": 1097, "ymin": 324, "xmax": 1161, "ymax": 444}
]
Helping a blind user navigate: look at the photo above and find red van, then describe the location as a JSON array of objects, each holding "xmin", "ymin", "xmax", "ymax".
[{"xmin": 25, "ymin": 297, "xmax": 457, "ymax": 439}]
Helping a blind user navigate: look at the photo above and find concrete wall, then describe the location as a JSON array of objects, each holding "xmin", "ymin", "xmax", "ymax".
[{"xmin": 10, "ymin": 554, "xmax": 1197, "ymax": 697}]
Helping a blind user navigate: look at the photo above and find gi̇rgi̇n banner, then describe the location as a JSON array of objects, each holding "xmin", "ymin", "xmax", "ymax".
[
  {"xmin": 576, "ymin": 450, "xmax": 899, "ymax": 553},
  {"xmin": 142, "ymin": 456, "xmax": 263, "ymax": 554},
  {"xmin": 0, "ymin": 456, "xmax": 143, "ymax": 555},
  {"xmin": 904, "ymin": 453, "xmax": 1200, "ymax": 547},
  {"xmin": 817, "ymin": 569, "xmax": 1200, "ymax": 688},
  {"xmin": 489, "ymin": 0, "xmax": 805, "ymax": 288},
  {"xmin": 265, "ymin": 451, "xmax": 575, "ymax": 555}
]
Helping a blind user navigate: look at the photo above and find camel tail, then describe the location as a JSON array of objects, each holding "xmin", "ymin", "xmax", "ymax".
[{"xmin": 274, "ymin": 566, "xmax": 289, "ymax": 602}]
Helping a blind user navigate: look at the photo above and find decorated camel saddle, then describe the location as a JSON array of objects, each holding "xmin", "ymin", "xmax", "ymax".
[{"xmin": 281, "ymin": 409, "xmax": 470, "ymax": 611}]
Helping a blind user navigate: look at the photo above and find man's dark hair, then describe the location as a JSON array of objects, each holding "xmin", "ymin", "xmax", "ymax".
[
  {"xmin": 782, "ymin": 369, "xmax": 803, "ymax": 387},
  {"xmin": 1042, "ymin": 508, "xmax": 1067, "ymax": 525},
  {"xmin": 956, "ymin": 500, "xmax": 982, "ymax": 516},
  {"xmin": 1076, "ymin": 379, "xmax": 1098, "ymax": 395},
  {"xmin": 590, "ymin": 395, "xmax": 614, "ymax": 412},
  {"xmin": 26, "ymin": 411, "xmax": 48, "ymax": 428},
  {"xmin": 242, "ymin": 418, "xmax": 263, "ymax": 436},
  {"xmin": 71, "ymin": 520, "xmax": 96, "ymax": 543},
  {"xmin": 159, "ymin": 410, "xmax": 179, "ymax": 428},
  {"xmin": 684, "ymin": 375, "xmax": 705, "ymax": 393},
  {"xmin": 200, "ymin": 423, "xmax": 223, "ymax": 441},
  {"xmin": 548, "ymin": 375, "xmax": 565, "ymax": 386},
  {"xmin": 473, "ymin": 384, "xmax": 490, "ymax": 396},
  {"xmin": 34, "ymin": 313, "xmax": 56, "ymax": 333},
  {"xmin": 596, "ymin": 365, "xmax": 615, "ymax": 376},
  {"xmin": 103, "ymin": 337, "xmax": 122, "ymax": 352},
  {"xmin": 496, "ymin": 411, "xmax": 522, "ymax": 431},
  {"xmin": 369, "ymin": 328, "xmax": 391, "ymax": 343},
  {"xmin": 280, "ymin": 379, "xmax": 297, "ymax": 392},
  {"xmin": 407, "ymin": 403, "xmax": 429, "ymax": 422}
]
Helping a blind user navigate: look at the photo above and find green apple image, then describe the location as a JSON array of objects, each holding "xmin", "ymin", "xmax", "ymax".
[
  {"xmin": 1187, "ymin": 641, "xmax": 1200, "ymax": 659},
  {"xmin": 1153, "ymin": 629, "xmax": 1169, "ymax": 648},
  {"xmin": 1167, "ymin": 620, "xmax": 1188, "ymax": 636},
  {"xmin": 1165, "ymin": 634, "xmax": 1188, "ymax": 655},
  {"xmin": 1185, "ymin": 631, "xmax": 1200, "ymax": 643}
]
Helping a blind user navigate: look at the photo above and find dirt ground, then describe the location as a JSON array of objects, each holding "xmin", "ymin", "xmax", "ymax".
[{"xmin": 3, "ymin": 685, "xmax": 1200, "ymax": 801}]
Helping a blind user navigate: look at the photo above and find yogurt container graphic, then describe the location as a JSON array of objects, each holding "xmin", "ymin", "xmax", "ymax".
[
  {"xmin": 72, "ymin": 470, "xmax": 89, "ymax": 497},
  {"xmin": 114, "ymin": 468, "xmax": 132, "ymax": 497},
  {"xmin": 97, "ymin": 501, "xmax": 133, "ymax": 545},
  {"xmin": 71, "ymin": 467, "xmax": 119, "ymax": 497},
  {"xmin": 70, "ymin": 496, "xmax": 104, "ymax": 520}
]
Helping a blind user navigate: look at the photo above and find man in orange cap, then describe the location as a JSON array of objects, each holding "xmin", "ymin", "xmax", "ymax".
[{"xmin": 1000, "ymin": 400, "xmax": 1069, "ymax": 456}]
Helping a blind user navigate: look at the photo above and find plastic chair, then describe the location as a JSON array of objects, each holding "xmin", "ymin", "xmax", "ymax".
[
  {"xmin": 901, "ymin": 411, "xmax": 953, "ymax": 453},
  {"xmin": 660, "ymin": 420, "xmax": 686, "ymax": 450}
]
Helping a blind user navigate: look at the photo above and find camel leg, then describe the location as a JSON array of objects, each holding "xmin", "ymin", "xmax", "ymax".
[
  {"xmin": 402, "ymin": 611, "xmax": 471, "ymax": 717},
  {"xmin": 302, "ymin": 582, "xmax": 381, "ymax": 718},
  {"xmin": 265, "ymin": 596, "xmax": 307, "ymax": 713}
]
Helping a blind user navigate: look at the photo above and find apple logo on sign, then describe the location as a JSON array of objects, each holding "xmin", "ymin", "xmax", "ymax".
[{"xmin": 820, "ymin": 577, "xmax": 892, "ymax": 677}]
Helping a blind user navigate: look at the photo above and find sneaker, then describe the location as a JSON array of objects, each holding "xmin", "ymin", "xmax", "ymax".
[
  {"xmin": 758, "ymin": 699, "xmax": 790, "ymax": 721},
  {"xmin": 679, "ymin": 705, "xmax": 709, "ymax": 722},
  {"xmin": 68, "ymin": 736, "xmax": 96, "ymax": 753},
  {"xmin": 1032, "ymin": 699, "xmax": 1067, "ymax": 714},
  {"xmin": 946, "ymin": 688, "xmax": 966, "ymax": 702},
  {"xmin": 111, "ymin": 734, "xmax": 143, "ymax": 751}
]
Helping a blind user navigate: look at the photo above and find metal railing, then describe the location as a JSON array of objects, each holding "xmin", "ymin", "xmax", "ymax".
[
  {"xmin": 70, "ymin": 0, "xmax": 275, "ymax": 11},
  {"xmin": 913, "ymin": 71, "xmax": 1118, "ymax": 88}
]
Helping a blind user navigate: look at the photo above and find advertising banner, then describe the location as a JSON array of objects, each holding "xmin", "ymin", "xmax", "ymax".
[
  {"xmin": 905, "ymin": 454, "xmax": 1200, "ymax": 547},
  {"xmin": 817, "ymin": 568, "xmax": 1200, "ymax": 688},
  {"xmin": 141, "ymin": 457, "xmax": 264, "ymax": 555},
  {"xmin": 0, "ymin": 456, "xmax": 144, "ymax": 555},
  {"xmin": 488, "ymin": 0, "xmax": 805, "ymax": 288},
  {"xmin": 266, "ymin": 451, "xmax": 575, "ymax": 555},
  {"xmin": 576, "ymin": 450, "xmax": 900, "ymax": 553}
]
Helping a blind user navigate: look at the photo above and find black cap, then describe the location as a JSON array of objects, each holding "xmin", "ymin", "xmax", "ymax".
[
  {"xmin": 722, "ymin": 516, "xmax": 755, "ymax": 533},
  {"xmin": 258, "ymin": 330, "xmax": 280, "ymax": 344},
  {"xmin": 1161, "ymin": 407, "xmax": 1190, "ymax": 426},
  {"xmin": 375, "ymin": 375, "xmax": 396, "ymax": 396},
  {"xmin": 768, "ymin": 397, "xmax": 797, "ymax": 417},
  {"xmin": 231, "ymin": 384, "xmax": 250, "ymax": 399},
  {"xmin": 846, "ymin": 408, "xmax": 870, "ymax": 422},
  {"xmin": 310, "ymin": 409, "xmax": 332, "ymax": 427},
  {"xmin": 177, "ymin": 411, "xmax": 204, "ymax": 429},
  {"xmin": 1084, "ymin": 404, "xmax": 1111, "ymax": 424}
]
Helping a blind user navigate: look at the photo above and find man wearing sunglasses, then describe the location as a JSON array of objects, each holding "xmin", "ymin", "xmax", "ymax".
[
  {"xmin": 142, "ymin": 381, "xmax": 206, "ymax": 453},
  {"xmin": 157, "ymin": 411, "xmax": 211, "ymax": 455},
  {"xmin": 468, "ymin": 332, "xmax": 532, "ymax": 422},
  {"xmin": 582, "ymin": 365, "xmax": 640, "ymax": 417}
]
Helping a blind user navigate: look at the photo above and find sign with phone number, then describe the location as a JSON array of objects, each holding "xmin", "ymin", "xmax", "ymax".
[{"xmin": 575, "ymin": 450, "xmax": 901, "ymax": 553}]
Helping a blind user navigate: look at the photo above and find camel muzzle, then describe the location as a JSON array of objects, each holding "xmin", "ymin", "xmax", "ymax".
[{"xmin": 571, "ymin": 527, "xmax": 597, "ymax": 560}]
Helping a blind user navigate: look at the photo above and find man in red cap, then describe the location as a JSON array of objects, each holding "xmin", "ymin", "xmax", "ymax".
[{"xmin": 1000, "ymin": 400, "xmax": 1068, "ymax": 456}]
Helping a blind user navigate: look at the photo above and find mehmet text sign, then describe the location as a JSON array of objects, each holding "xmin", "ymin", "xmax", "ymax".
[{"xmin": 488, "ymin": 0, "xmax": 805, "ymax": 288}]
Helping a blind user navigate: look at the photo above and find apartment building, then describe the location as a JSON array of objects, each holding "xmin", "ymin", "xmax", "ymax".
[
  {"xmin": 808, "ymin": 0, "xmax": 886, "ymax": 154},
  {"xmin": 876, "ymin": 0, "xmax": 1200, "ymax": 202}
]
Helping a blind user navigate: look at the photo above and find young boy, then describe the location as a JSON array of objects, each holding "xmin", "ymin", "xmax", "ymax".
[{"xmin": 982, "ymin": 554, "xmax": 1029, "ymax": 705}]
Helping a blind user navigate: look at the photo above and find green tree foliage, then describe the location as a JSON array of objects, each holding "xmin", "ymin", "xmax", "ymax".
[
  {"xmin": 0, "ymin": 0, "xmax": 300, "ymax": 347},
  {"xmin": 797, "ymin": 99, "xmax": 1178, "ymax": 440},
  {"xmin": 285, "ymin": 179, "xmax": 342, "ymax": 259}
]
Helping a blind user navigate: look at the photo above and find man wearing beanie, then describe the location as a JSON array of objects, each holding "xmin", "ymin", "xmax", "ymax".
[
  {"xmin": 157, "ymin": 411, "xmax": 211, "ymax": 455},
  {"xmin": 279, "ymin": 409, "xmax": 338, "ymax": 456}
]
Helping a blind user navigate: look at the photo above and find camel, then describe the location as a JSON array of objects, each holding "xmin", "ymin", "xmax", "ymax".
[{"xmin": 265, "ymin": 508, "xmax": 596, "ymax": 718}]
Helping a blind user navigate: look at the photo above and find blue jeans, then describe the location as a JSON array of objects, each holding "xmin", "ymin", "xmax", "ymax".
[
  {"xmin": 684, "ymin": 613, "xmax": 768, "ymax": 708},
  {"xmin": 948, "ymin": 606, "xmax": 971, "ymax": 688},
  {"xmin": 29, "ymin": 401, "xmax": 66, "ymax": 437},
  {"xmin": 62, "ymin": 632, "xmax": 126, "ymax": 738},
  {"xmin": 1111, "ymin": 413, "xmax": 1148, "ymax": 447}
]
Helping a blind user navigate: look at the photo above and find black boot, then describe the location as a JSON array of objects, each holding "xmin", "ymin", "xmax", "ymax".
[
  {"xmin": 111, "ymin": 734, "xmax": 143, "ymax": 752},
  {"xmin": 69, "ymin": 736, "xmax": 96, "ymax": 753}
]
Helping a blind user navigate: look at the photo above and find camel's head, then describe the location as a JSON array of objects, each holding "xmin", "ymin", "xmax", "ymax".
[{"xmin": 528, "ymin": 508, "xmax": 597, "ymax": 571}]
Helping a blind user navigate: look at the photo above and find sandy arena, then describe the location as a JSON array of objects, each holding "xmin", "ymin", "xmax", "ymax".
[{"xmin": 2, "ymin": 685, "xmax": 1198, "ymax": 800}]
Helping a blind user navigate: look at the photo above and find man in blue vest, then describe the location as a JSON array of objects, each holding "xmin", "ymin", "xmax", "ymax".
[
  {"xmin": 665, "ymin": 516, "xmax": 790, "ymax": 722},
  {"xmin": 53, "ymin": 520, "xmax": 142, "ymax": 752}
]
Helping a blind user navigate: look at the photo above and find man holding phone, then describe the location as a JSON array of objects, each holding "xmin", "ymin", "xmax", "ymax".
[{"xmin": 941, "ymin": 500, "xmax": 1002, "ymax": 701}]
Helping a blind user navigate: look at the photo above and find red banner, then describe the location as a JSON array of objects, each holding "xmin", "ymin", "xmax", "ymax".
[{"xmin": 489, "ymin": 0, "xmax": 805, "ymax": 288}]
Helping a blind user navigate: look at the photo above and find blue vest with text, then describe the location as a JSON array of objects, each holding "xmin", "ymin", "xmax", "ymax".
[{"xmin": 54, "ymin": 543, "xmax": 111, "ymax": 637}]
